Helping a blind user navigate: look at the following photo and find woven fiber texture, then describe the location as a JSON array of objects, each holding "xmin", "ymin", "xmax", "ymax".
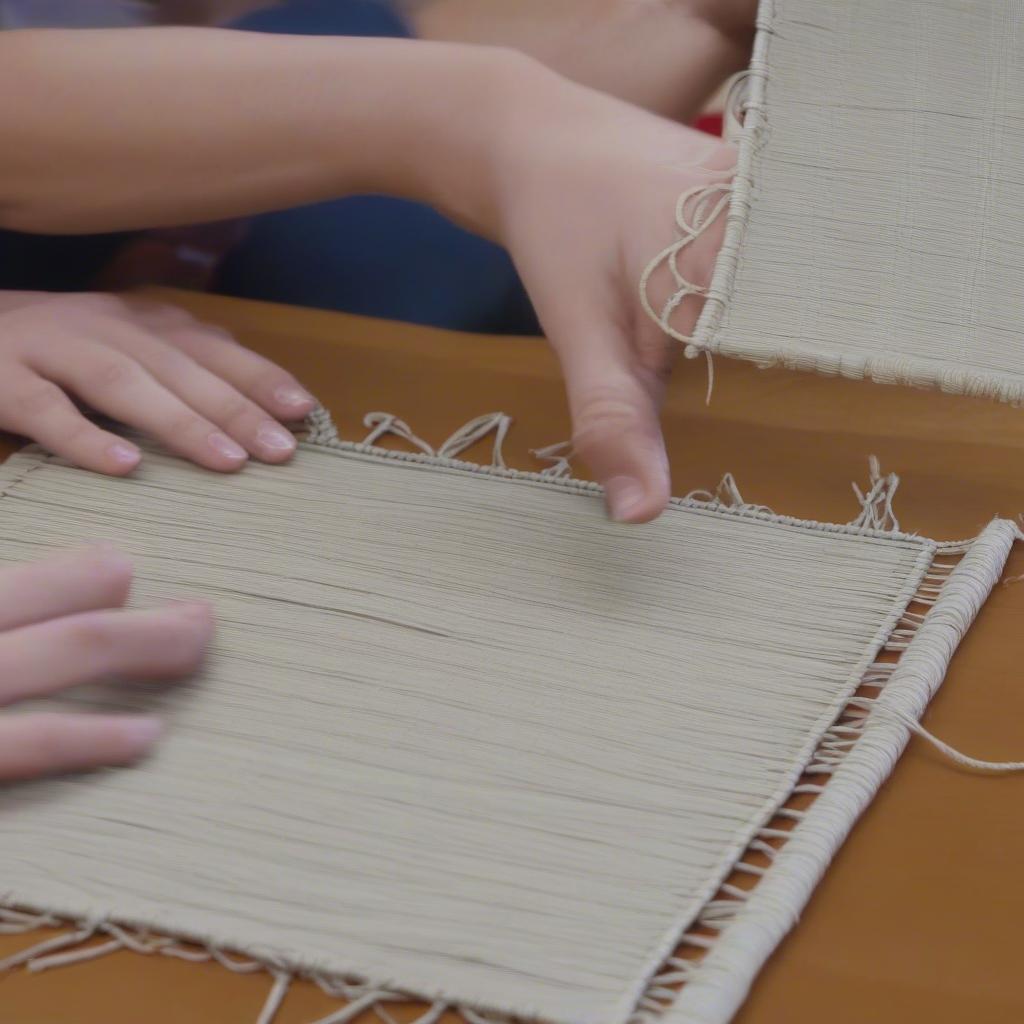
[
  {"xmin": 692, "ymin": 0, "xmax": 1024, "ymax": 401},
  {"xmin": 0, "ymin": 436, "xmax": 1009, "ymax": 1024}
]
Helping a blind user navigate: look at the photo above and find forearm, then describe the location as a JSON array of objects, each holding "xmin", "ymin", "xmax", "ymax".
[{"xmin": 0, "ymin": 27, "xmax": 514, "ymax": 235}]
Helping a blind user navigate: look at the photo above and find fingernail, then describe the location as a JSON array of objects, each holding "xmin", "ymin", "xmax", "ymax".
[
  {"xmin": 274, "ymin": 385, "xmax": 315, "ymax": 410},
  {"xmin": 208, "ymin": 432, "xmax": 248, "ymax": 462},
  {"xmin": 256, "ymin": 422, "xmax": 297, "ymax": 454},
  {"xmin": 108, "ymin": 441, "xmax": 141, "ymax": 469},
  {"xmin": 120, "ymin": 717, "xmax": 163, "ymax": 751},
  {"xmin": 605, "ymin": 476, "xmax": 647, "ymax": 523}
]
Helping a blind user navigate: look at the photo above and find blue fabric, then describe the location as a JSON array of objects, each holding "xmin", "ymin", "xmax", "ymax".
[{"xmin": 215, "ymin": 0, "xmax": 540, "ymax": 334}]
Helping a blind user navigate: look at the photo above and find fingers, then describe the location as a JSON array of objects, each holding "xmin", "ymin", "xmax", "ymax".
[
  {"xmin": 26, "ymin": 338, "xmax": 251, "ymax": 473},
  {"xmin": 553, "ymin": 322, "xmax": 671, "ymax": 524},
  {"xmin": 0, "ymin": 544, "xmax": 214, "ymax": 783},
  {"xmin": 0, "ymin": 603, "xmax": 213, "ymax": 707},
  {"xmin": 160, "ymin": 323, "xmax": 316, "ymax": 423},
  {"xmin": 0, "ymin": 293, "xmax": 314, "ymax": 474},
  {"xmin": 0, "ymin": 714, "xmax": 163, "ymax": 782},
  {"xmin": 0, "ymin": 546, "xmax": 132, "ymax": 632},
  {"xmin": 99, "ymin": 321, "xmax": 300, "ymax": 464},
  {"xmin": 0, "ymin": 364, "xmax": 143, "ymax": 476}
]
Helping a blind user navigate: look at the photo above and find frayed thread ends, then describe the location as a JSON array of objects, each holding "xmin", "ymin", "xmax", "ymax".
[
  {"xmin": 635, "ymin": 527, "xmax": 1018, "ymax": 1022},
  {"xmin": 850, "ymin": 456, "xmax": 901, "ymax": 533},
  {"xmin": 358, "ymin": 411, "xmax": 512, "ymax": 470},
  {"xmin": 529, "ymin": 440, "xmax": 575, "ymax": 480},
  {"xmin": 638, "ymin": 182, "xmax": 733, "ymax": 353},
  {"xmin": 678, "ymin": 470, "xmax": 1024, "ymax": 774},
  {"xmin": 351, "ymin": 408, "xmax": 576, "ymax": 481},
  {"xmin": 687, "ymin": 457, "xmax": 902, "ymax": 535},
  {"xmin": 437, "ymin": 414, "xmax": 511, "ymax": 469},
  {"xmin": 684, "ymin": 472, "xmax": 773, "ymax": 517},
  {"xmin": 0, "ymin": 911, "xmax": 477, "ymax": 1024},
  {"xmin": 361, "ymin": 413, "xmax": 435, "ymax": 456},
  {"xmin": 636, "ymin": 65, "xmax": 759, "ymax": 372},
  {"xmin": 845, "ymin": 697, "xmax": 1024, "ymax": 775}
]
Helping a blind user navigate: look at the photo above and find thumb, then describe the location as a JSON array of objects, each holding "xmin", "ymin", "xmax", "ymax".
[{"xmin": 557, "ymin": 324, "xmax": 671, "ymax": 524}]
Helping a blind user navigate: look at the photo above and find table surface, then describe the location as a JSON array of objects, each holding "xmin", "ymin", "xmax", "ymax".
[{"xmin": 1, "ymin": 288, "xmax": 1022, "ymax": 1024}]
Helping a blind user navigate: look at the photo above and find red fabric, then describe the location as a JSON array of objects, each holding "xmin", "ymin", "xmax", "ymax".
[{"xmin": 695, "ymin": 113, "xmax": 724, "ymax": 137}]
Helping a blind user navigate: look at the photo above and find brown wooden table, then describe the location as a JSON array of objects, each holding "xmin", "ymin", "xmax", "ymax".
[{"xmin": 2, "ymin": 289, "xmax": 1023, "ymax": 1024}]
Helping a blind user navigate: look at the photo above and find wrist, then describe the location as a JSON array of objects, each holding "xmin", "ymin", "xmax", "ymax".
[{"xmin": 382, "ymin": 43, "xmax": 547, "ymax": 242}]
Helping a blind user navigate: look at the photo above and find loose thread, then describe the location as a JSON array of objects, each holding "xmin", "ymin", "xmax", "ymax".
[
  {"xmin": 309, "ymin": 994, "xmax": 401, "ymax": 1024},
  {"xmin": 360, "ymin": 411, "xmax": 512, "ymax": 469},
  {"xmin": 684, "ymin": 473, "xmax": 773, "ymax": 517},
  {"xmin": 850, "ymin": 456, "xmax": 901, "ymax": 532},
  {"xmin": 255, "ymin": 972, "xmax": 292, "ymax": 1024},
  {"xmin": 437, "ymin": 413, "xmax": 512, "ymax": 469},
  {"xmin": 722, "ymin": 71, "xmax": 755, "ymax": 145},
  {"xmin": 530, "ymin": 440, "xmax": 574, "ymax": 479},
  {"xmin": 639, "ymin": 183, "xmax": 734, "ymax": 349},
  {"xmin": 682, "ymin": 345, "xmax": 717, "ymax": 405},
  {"xmin": 0, "ymin": 923, "xmax": 98, "ymax": 972},
  {"xmin": 847, "ymin": 697, "xmax": 1024, "ymax": 774},
  {"xmin": 361, "ymin": 412, "xmax": 435, "ymax": 456}
]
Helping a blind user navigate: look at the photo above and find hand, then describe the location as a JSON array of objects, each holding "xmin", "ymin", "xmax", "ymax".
[
  {"xmin": 0, "ymin": 291, "xmax": 317, "ymax": 474},
  {"xmin": 486, "ymin": 65, "xmax": 734, "ymax": 522},
  {"xmin": 0, "ymin": 546, "xmax": 211, "ymax": 781}
]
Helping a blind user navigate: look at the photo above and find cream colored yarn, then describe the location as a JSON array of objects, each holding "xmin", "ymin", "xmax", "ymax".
[
  {"xmin": 647, "ymin": 0, "xmax": 1024, "ymax": 403},
  {"xmin": 0, "ymin": 415, "xmax": 1014, "ymax": 1024}
]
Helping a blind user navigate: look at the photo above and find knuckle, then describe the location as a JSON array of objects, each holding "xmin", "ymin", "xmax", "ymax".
[
  {"xmin": 164, "ymin": 323, "xmax": 235, "ymax": 354},
  {"xmin": 29, "ymin": 717, "xmax": 70, "ymax": 763},
  {"xmin": 572, "ymin": 388, "xmax": 643, "ymax": 450},
  {"xmin": 166, "ymin": 410, "xmax": 211, "ymax": 440},
  {"xmin": 635, "ymin": 337, "xmax": 675, "ymax": 380},
  {"xmin": 14, "ymin": 380, "xmax": 66, "ymax": 419},
  {"xmin": 65, "ymin": 616, "xmax": 118, "ymax": 669},
  {"xmin": 89, "ymin": 357, "xmax": 134, "ymax": 391},
  {"xmin": 143, "ymin": 340, "xmax": 192, "ymax": 379},
  {"xmin": 58, "ymin": 416, "xmax": 94, "ymax": 446},
  {"xmin": 217, "ymin": 394, "xmax": 256, "ymax": 430}
]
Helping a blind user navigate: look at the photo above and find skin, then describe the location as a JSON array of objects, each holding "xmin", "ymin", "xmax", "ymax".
[
  {"xmin": 0, "ymin": 28, "xmax": 739, "ymax": 517},
  {"xmin": 0, "ymin": 292, "xmax": 316, "ymax": 474},
  {"xmin": 0, "ymin": 547, "xmax": 212, "ymax": 781},
  {"xmin": 0, "ymin": 7, "xmax": 753, "ymax": 779}
]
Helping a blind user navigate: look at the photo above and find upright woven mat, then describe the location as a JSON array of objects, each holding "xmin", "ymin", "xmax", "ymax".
[
  {"xmin": 0, "ymin": 422, "xmax": 1014, "ymax": 1024},
  {"xmin": 692, "ymin": 0, "xmax": 1024, "ymax": 400}
]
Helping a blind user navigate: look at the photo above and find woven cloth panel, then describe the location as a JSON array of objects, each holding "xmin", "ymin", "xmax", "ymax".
[
  {"xmin": 0, "ymin": 432, "xmax": 1012, "ymax": 1024},
  {"xmin": 694, "ymin": 0, "xmax": 1024, "ymax": 401}
]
